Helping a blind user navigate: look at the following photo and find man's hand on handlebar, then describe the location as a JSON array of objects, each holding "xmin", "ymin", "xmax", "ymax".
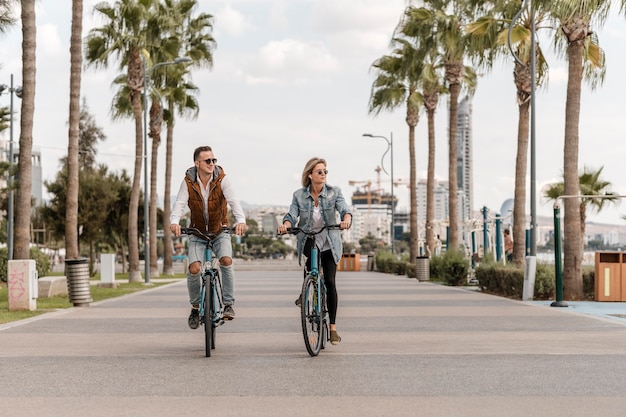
[
  {"xmin": 233, "ymin": 223, "xmax": 248, "ymax": 236},
  {"xmin": 170, "ymin": 223, "xmax": 181, "ymax": 237}
]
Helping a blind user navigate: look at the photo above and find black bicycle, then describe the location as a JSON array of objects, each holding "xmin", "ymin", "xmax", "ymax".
[
  {"xmin": 180, "ymin": 227, "xmax": 230, "ymax": 357},
  {"xmin": 282, "ymin": 225, "xmax": 341, "ymax": 356}
]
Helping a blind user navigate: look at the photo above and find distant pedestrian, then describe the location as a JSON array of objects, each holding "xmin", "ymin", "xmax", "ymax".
[{"xmin": 504, "ymin": 229, "xmax": 513, "ymax": 262}]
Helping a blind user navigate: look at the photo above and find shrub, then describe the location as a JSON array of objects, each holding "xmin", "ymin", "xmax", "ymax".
[
  {"xmin": 429, "ymin": 250, "xmax": 469, "ymax": 286},
  {"xmin": 0, "ymin": 247, "xmax": 52, "ymax": 283}
]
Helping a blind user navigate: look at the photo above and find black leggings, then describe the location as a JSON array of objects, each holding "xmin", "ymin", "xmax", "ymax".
[{"xmin": 305, "ymin": 249, "xmax": 338, "ymax": 325}]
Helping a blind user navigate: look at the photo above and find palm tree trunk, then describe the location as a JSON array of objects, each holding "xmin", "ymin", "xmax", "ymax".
[
  {"xmin": 408, "ymin": 123, "xmax": 418, "ymax": 260},
  {"xmin": 65, "ymin": 0, "xmax": 82, "ymax": 260},
  {"xmin": 562, "ymin": 38, "xmax": 584, "ymax": 300},
  {"xmin": 162, "ymin": 101, "xmax": 175, "ymax": 275},
  {"xmin": 149, "ymin": 99, "xmax": 161, "ymax": 278},
  {"xmin": 127, "ymin": 49, "xmax": 143, "ymax": 283},
  {"xmin": 447, "ymin": 82, "xmax": 460, "ymax": 251},
  {"xmin": 426, "ymin": 105, "xmax": 437, "ymax": 255},
  {"xmin": 406, "ymin": 91, "xmax": 419, "ymax": 261},
  {"xmin": 14, "ymin": 0, "xmax": 36, "ymax": 260},
  {"xmin": 512, "ymin": 100, "xmax": 529, "ymax": 265}
]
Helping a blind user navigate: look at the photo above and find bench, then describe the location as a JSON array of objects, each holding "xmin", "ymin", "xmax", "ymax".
[{"xmin": 38, "ymin": 276, "xmax": 68, "ymax": 298}]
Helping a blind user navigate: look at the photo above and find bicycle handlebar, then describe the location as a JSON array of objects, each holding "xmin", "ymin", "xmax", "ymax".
[
  {"xmin": 279, "ymin": 224, "xmax": 342, "ymax": 237},
  {"xmin": 180, "ymin": 226, "xmax": 232, "ymax": 242}
]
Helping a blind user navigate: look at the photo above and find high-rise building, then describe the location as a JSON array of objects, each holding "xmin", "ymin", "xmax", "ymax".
[{"xmin": 457, "ymin": 96, "xmax": 473, "ymax": 221}]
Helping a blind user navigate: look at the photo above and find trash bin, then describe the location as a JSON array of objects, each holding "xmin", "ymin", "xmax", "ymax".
[
  {"xmin": 594, "ymin": 252, "xmax": 623, "ymax": 302},
  {"xmin": 416, "ymin": 256, "xmax": 429, "ymax": 281},
  {"xmin": 65, "ymin": 258, "xmax": 92, "ymax": 307},
  {"xmin": 367, "ymin": 253, "xmax": 375, "ymax": 271},
  {"xmin": 338, "ymin": 254, "xmax": 361, "ymax": 271}
]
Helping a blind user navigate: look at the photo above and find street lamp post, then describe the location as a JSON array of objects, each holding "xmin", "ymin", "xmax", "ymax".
[
  {"xmin": 0, "ymin": 74, "xmax": 22, "ymax": 261},
  {"xmin": 142, "ymin": 56, "xmax": 192, "ymax": 284},
  {"xmin": 363, "ymin": 133, "xmax": 394, "ymax": 254}
]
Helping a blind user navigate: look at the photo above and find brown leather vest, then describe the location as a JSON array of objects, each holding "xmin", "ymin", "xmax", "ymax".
[{"xmin": 184, "ymin": 167, "xmax": 229, "ymax": 234}]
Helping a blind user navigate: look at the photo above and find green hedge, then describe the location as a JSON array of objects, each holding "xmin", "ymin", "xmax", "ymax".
[
  {"xmin": 373, "ymin": 250, "xmax": 469, "ymax": 285},
  {"xmin": 0, "ymin": 247, "xmax": 52, "ymax": 283},
  {"xmin": 475, "ymin": 261, "xmax": 583, "ymax": 300}
]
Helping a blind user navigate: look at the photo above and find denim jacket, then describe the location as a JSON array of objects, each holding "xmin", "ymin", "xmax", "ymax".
[{"xmin": 283, "ymin": 184, "xmax": 352, "ymax": 265}]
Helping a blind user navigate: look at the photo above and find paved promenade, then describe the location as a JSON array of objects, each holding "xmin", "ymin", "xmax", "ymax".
[{"xmin": 2, "ymin": 268, "xmax": 626, "ymax": 417}]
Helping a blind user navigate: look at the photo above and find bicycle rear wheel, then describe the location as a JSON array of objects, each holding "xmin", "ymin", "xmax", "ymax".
[
  {"xmin": 204, "ymin": 277, "xmax": 214, "ymax": 357},
  {"xmin": 301, "ymin": 276, "xmax": 323, "ymax": 356}
]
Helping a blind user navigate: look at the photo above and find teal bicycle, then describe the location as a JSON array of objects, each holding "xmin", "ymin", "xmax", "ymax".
[
  {"xmin": 284, "ymin": 224, "xmax": 341, "ymax": 356},
  {"xmin": 180, "ymin": 227, "xmax": 230, "ymax": 357}
]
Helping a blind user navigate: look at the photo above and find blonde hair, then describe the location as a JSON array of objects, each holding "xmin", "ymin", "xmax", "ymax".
[{"xmin": 301, "ymin": 157, "xmax": 326, "ymax": 188}]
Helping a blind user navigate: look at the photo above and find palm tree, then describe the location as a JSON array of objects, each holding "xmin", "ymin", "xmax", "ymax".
[
  {"xmin": 14, "ymin": 0, "xmax": 36, "ymax": 260},
  {"xmin": 466, "ymin": 0, "xmax": 550, "ymax": 265},
  {"xmin": 544, "ymin": 166, "xmax": 617, "ymax": 250},
  {"xmin": 65, "ymin": 0, "xmax": 83, "ymax": 261},
  {"xmin": 548, "ymin": 0, "xmax": 613, "ymax": 299},
  {"xmin": 419, "ymin": 52, "xmax": 445, "ymax": 256},
  {"xmin": 0, "ymin": 0, "xmax": 15, "ymax": 35},
  {"xmin": 401, "ymin": 1, "xmax": 470, "ymax": 252},
  {"xmin": 86, "ymin": 0, "xmax": 158, "ymax": 282},
  {"xmin": 159, "ymin": 0, "xmax": 215, "ymax": 275},
  {"xmin": 368, "ymin": 37, "xmax": 424, "ymax": 261}
]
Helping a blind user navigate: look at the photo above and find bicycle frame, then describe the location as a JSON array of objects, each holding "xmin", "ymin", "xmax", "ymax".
[
  {"xmin": 180, "ymin": 227, "xmax": 229, "ymax": 357},
  {"xmin": 282, "ymin": 224, "xmax": 341, "ymax": 356},
  {"xmin": 199, "ymin": 243, "xmax": 224, "ymax": 327}
]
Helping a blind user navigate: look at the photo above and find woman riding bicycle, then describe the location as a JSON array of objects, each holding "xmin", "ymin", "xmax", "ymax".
[{"xmin": 277, "ymin": 157, "xmax": 352, "ymax": 345}]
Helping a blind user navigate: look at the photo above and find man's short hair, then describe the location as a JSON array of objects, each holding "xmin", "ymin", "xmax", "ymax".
[{"xmin": 193, "ymin": 146, "xmax": 213, "ymax": 161}]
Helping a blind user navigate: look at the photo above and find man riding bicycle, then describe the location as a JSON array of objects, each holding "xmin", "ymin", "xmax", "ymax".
[{"xmin": 170, "ymin": 146, "xmax": 247, "ymax": 329}]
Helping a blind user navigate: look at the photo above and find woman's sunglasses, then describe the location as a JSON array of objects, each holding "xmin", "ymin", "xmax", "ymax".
[{"xmin": 314, "ymin": 169, "xmax": 328, "ymax": 175}]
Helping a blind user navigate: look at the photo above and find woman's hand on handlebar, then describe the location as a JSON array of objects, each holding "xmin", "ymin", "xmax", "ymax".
[
  {"xmin": 277, "ymin": 222, "xmax": 291, "ymax": 235},
  {"xmin": 340, "ymin": 214, "xmax": 352, "ymax": 230}
]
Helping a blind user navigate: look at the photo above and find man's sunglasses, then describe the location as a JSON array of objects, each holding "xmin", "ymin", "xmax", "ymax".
[{"xmin": 204, "ymin": 158, "xmax": 218, "ymax": 165}]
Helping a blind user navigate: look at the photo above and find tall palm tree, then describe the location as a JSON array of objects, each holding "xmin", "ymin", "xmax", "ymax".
[
  {"xmin": 401, "ymin": 1, "xmax": 470, "ymax": 252},
  {"xmin": 419, "ymin": 52, "xmax": 445, "ymax": 256},
  {"xmin": 544, "ymin": 166, "xmax": 617, "ymax": 251},
  {"xmin": 86, "ymin": 0, "xmax": 158, "ymax": 282},
  {"xmin": 65, "ymin": 0, "xmax": 83, "ymax": 261},
  {"xmin": 368, "ymin": 38, "xmax": 424, "ymax": 261},
  {"xmin": 466, "ymin": 0, "xmax": 550, "ymax": 265},
  {"xmin": 548, "ymin": 0, "xmax": 611, "ymax": 299},
  {"xmin": 14, "ymin": 0, "xmax": 36, "ymax": 260},
  {"xmin": 159, "ymin": 0, "xmax": 215, "ymax": 275}
]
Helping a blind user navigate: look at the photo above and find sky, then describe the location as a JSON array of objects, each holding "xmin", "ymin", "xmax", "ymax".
[{"xmin": 1, "ymin": 0, "xmax": 626, "ymax": 226}]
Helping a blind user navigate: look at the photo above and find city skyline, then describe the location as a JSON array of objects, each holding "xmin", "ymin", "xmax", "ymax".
[{"xmin": 0, "ymin": 1, "xmax": 624, "ymax": 227}]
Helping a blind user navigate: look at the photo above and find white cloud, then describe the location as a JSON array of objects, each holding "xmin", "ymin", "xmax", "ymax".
[
  {"xmin": 38, "ymin": 24, "xmax": 62, "ymax": 57},
  {"xmin": 215, "ymin": 5, "xmax": 252, "ymax": 37},
  {"xmin": 245, "ymin": 38, "xmax": 339, "ymax": 85}
]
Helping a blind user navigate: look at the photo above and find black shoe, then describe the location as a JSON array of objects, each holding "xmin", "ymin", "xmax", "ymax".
[
  {"xmin": 295, "ymin": 294, "xmax": 302, "ymax": 307},
  {"xmin": 188, "ymin": 308, "xmax": 200, "ymax": 329},
  {"xmin": 224, "ymin": 305, "xmax": 235, "ymax": 320}
]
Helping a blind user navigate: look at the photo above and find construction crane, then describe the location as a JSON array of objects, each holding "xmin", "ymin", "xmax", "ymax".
[{"xmin": 348, "ymin": 180, "xmax": 373, "ymax": 206}]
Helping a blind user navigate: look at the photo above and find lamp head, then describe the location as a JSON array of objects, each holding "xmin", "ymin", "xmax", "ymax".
[
  {"xmin": 0, "ymin": 84, "xmax": 7, "ymax": 94},
  {"xmin": 15, "ymin": 87, "xmax": 23, "ymax": 99},
  {"xmin": 362, "ymin": 133, "xmax": 373, "ymax": 137},
  {"xmin": 174, "ymin": 57, "xmax": 193, "ymax": 64}
]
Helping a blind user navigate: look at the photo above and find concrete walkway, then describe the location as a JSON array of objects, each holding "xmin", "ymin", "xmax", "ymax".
[{"xmin": 2, "ymin": 269, "xmax": 626, "ymax": 417}]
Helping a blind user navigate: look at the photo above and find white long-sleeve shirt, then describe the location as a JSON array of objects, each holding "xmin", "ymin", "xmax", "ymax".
[{"xmin": 170, "ymin": 169, "xmax": 246, "ymax": 226}]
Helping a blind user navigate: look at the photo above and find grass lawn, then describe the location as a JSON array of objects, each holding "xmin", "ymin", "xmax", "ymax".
[{"xmin": 0, "ymin": 274, "xmax": 184, "ymax": 325}]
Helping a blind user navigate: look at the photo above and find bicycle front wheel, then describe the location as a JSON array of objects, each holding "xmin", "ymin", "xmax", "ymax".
[
  {"xmin": 301, "ymin": 276, "xmax": 323, "ymax": 356},
  {"xmin": 204, "ymin": 277, "xmax": 214, "ymax": 357}
]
